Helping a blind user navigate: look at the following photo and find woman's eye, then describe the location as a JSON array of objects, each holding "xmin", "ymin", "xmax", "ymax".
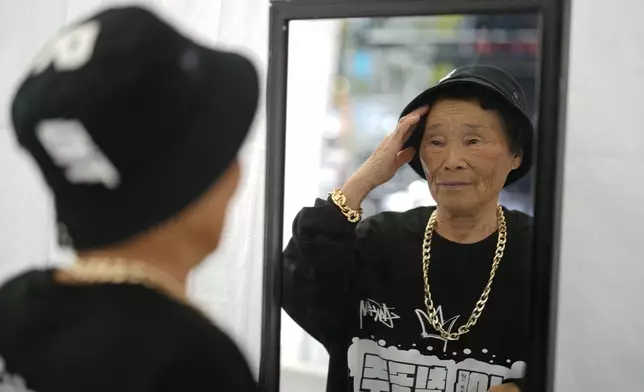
[
  {"xmin": 430, "ymin": 140, "xmax": 443, "ymax": 147},
  {"xmin": 466, "ymin": 138, "xmax": 481, "ymax": 145}
]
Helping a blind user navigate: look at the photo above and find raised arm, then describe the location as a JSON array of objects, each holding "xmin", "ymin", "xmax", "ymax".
[{"xmin": 281, "ymin": 107, "xmax": 428, "ymax": 346}]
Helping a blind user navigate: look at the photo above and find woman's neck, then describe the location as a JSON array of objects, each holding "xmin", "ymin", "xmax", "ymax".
[
  {"xmin": 435, "ymin": 200, "xmax": 499, "ymax": 244},
  {"xmin": 75, "ymin": 232, "xmax": 212, "ymax": 295}
]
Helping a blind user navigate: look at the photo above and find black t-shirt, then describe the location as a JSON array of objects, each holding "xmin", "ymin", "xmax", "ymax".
[
  {"xmin": 283, "ymin": 198, "xmax": 532, "ymax": 392},
  {"xmin": 0, "ymin": 269, "xmax": 258, "ymax": 392}
]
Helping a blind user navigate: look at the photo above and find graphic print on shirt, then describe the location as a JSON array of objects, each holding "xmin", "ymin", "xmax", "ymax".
[
  {"xmin": 360, "ymin": 299, "xmax": 401, "ymax": 330},
  {"xmin": 352, "ymin": 301, "xmax": 525, "ymax": 391},
  {"xmin": 415, "ymin": 306, "xmax": 461, "ymax": 353},
  {"xmin": 347, "ymin": 339, "xmax": 526, "ymax": 392},
  {"xmin": 0, "ymin": 356, "xmax": 35, "ymax": 392}
]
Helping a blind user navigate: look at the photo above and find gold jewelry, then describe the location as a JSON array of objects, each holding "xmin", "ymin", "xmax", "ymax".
[
  {"xmin": 422, "ymin": 205, "xmax": 507, "ymax": 341},
  {"xmin": 59, "ymin": 257, "xmax": 194, "ymax": 310},
  {"xmin": 330, "ymin": 188, "xmax": 363, "ymax": 223}
]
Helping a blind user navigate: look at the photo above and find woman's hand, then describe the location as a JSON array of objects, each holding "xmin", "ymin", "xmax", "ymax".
[
  {"xmin": 341, "ymin": 106, "xmax": 428, "ymax": 209},
  {"xmin": 488, "ymin": 383, "xmax": 521, "ymax": 392}
]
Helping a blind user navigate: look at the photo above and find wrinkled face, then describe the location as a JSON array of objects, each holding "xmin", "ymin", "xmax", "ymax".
[{"xmin": 420, "ymin": 98, "xmax": 522, "ymax": 213}]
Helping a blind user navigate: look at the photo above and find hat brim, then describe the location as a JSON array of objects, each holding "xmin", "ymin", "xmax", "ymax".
[{"xmin": 400, "ymin": 78, "xmax": 534, "ymax": 188}]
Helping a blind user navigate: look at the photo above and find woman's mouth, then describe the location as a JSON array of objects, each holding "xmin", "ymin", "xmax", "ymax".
[{"xmin": 437, "ymin": 181, "xmax": 471, "ymax": 188}]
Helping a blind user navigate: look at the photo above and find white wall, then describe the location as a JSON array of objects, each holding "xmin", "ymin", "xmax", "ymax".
[
  {"xmin": 280, "ymin": 20, "xmax": 340, "ymax": 392},
  {"xmin": 555, "ymin": 0, "xmax": 644, "ymax": 390},
  {"xmin": 0, "ymin": 0, "xmax": 63, "ymax": 280},
  {"xmin": 0, "ymin": 0, "xmax": 268, "ymax": 374}
]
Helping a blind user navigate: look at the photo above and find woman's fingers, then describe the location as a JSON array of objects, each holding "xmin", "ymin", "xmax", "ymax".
[
  {"xmin": 394, "ymin": 114, "xmax": 420, "ymax": 143},
  {"xmin": 410, "ymin": 105, "xmax": 429, "ymax": 117},
  {"xmin": 394, "ymin": 105, "xmax": 429, "ymax": 142},
  {"xmin": 395, "ymin": 147, "xmax": 416, "ymax": 168}
]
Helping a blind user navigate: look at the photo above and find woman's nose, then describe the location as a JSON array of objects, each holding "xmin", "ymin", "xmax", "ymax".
[{"xmin": 443, "ymin": 146, "xmax": 467, "ymax": 171}]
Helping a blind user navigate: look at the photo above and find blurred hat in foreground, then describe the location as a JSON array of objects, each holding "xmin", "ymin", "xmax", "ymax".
[{"xmin": 11, "ymin": 6, "xmax": 260, "ymax": 249}]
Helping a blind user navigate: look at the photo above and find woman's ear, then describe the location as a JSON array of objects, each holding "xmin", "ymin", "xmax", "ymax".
[{"xmin": 511, "ymin": 150, "xmax": 523, "ymax": 170}]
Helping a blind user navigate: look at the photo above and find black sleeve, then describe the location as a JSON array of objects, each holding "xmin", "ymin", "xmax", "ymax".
[
  {"xmin": 153, "ymin": 329, "xmax": 258, "ymax": 392},
  {"xmin": 282, "ymin": 198, "xmax": 374, "ymax": 347}
]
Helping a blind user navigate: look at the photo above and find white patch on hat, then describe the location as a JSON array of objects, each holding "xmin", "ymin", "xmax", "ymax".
[
  {"xmin": 512, "ymin": 91, "xmax": 520, "ymax": 104},
  {"xmin": 31, "ymin": 20, "xmax": 101, "ymax": 74},
  {"xmin": 36, "ymin": 119, "xmax": 121, "ymax": 189},
  {"xmin": 438, "ymin": 69, "xmax": 457, "ymax": 84}
]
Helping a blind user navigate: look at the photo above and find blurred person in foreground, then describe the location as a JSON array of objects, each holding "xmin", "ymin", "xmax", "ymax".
[
  {"xmin": 283, "ymin": 66, "xmax": 534, "ymax": 392},
  {"xmin": 0, "ymin": 6, "xmax": 259, "ymax": 392}
]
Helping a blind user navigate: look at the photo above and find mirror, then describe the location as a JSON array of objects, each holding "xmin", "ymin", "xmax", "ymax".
[{"xmin": 280, "ymin": 13, "xmax": 541, "ymax": 392}]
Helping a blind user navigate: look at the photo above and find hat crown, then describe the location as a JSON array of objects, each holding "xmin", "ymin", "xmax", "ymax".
[
  {"xmin": 10, "ymin": 6, "xmax": 260, "ymax": 249},
  {"xmin": 437, "ymin": 64, "xmax": 527, "ymax": 110}
]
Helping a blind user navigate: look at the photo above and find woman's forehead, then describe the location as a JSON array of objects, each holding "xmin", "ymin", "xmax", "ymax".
[{"xmin": 425, "ymin": 98, "xmax": 503, "ymax": 129}]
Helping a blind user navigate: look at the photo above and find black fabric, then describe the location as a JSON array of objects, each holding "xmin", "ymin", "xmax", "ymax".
[
  {"xmin": 399, "ymin": 65, "xmax": 534, "ymax": 187},
  {"xmin": 11, "ymin": 6, "xmax": 259, "ymax": 250},
  {"xmin": 283, "ymin": 199, "xmax": 532, "ymax": 392},
  {"xmin": 0, "ymin": 269, "xmax": 258, "ymax": 392}
]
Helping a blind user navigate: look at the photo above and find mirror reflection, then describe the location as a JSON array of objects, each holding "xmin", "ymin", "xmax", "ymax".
[{"xmin": 282, "ymin": 14, "xmax": 540, "ymax": 392}]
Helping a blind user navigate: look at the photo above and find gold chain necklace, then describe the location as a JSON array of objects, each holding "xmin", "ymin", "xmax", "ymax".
[
  {"xmin": 422, "ymin": 205, "xmax": 507, "ymax": 341},
  {"xmin": 58, "ymin": 257, "xmax": 197, "ymax": 311}
]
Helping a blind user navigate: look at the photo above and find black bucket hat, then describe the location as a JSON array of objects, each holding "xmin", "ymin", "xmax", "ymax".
[
  {"xmin": 11, "ymin": 6, "xmax": 260, "ymax": 250},
  {"xmin": 400, "ymin": 65, "xmax": 534, "ymax": 187}
]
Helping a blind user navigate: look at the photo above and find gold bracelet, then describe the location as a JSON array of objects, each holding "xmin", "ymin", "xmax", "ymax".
[{"xmin": 329, "ymin": 188, "xmax": 363, "ymax": 223}]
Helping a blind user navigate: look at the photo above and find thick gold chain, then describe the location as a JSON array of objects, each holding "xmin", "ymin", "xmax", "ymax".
[
  {"xmin": 422, "ymin": 205, "xmax": 507, "ymax": 341},
  {"xmin": 58, "ymin": 258, "xmax": 200, "ymax": 313}
]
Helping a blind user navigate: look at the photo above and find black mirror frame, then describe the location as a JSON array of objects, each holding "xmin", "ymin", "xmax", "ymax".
[{"xmin": 261, "ymin": 1, "xmax": 571, "ymax": 392}]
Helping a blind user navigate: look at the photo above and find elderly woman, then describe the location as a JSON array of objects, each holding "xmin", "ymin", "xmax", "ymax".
[{"xmin": 283, "ymin": 65, "xmax": 534, "ymax": 392}]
